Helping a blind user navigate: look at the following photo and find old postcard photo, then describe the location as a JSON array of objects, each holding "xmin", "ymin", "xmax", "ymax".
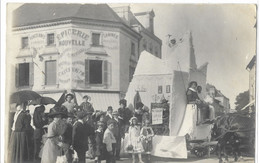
[{"xmin": 1, "ymin": 1, "xmax": 257, "ymax": 163}]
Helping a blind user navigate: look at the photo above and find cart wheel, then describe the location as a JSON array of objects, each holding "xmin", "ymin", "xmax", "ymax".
[{"xmin": 193, "ymin": 147, "xmax": 207, "ymax": 158}]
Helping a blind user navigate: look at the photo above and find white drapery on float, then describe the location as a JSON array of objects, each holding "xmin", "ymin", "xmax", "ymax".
[{"xmin": 124, "ymin": 48, "xmax": 212, "ymax": 158}]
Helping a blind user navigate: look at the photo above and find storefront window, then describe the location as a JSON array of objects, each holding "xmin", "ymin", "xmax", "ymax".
[{"xmin": 45, "ymin": 60, "xmax": 57, "ymax": 85}]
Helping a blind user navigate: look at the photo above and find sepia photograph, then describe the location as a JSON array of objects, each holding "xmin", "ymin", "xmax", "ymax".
[{"xmin": 1, "ymin": 1, "xmax": 257, "ymax": 163}]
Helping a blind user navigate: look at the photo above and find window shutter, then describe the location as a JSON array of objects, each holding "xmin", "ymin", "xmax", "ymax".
[
  {"xmin": 85, "ymin": 60, "xmax": 90, "ymax": 86},
  {"xmin": 15, "ymin": 64, "xmax": 19, "ymax": 87},
  {"xmin": 29, "ymin": 62, "xmax": 34, "ymax": 86},
  {"xmin": 107, "ymin": 62, "xmax": 111, "ymax": 86},
  {"xmin": 103, "ymin": 60, "xmax": 108, "ymax": 86}
]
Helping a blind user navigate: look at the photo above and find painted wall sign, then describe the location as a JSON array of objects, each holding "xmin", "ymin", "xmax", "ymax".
[
  {"xmin": 29, "ymin": 33, "xmax": 46, "ymax": 56},
  {"xmin": 59, "ymin": 40, "xmax": 85, "ymax": 46},
  {"xmin": 102, "ymin": 32, "xmax": 119, "ymax": 50},
  {"xmin": 57, "ymin": 29, "xmax": 89, "ymax": 41}
]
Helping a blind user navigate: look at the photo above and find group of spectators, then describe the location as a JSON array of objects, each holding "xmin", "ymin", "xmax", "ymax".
[{"xmin": 8, "ymin": 93, "xmax": 156, "ymax": 163}]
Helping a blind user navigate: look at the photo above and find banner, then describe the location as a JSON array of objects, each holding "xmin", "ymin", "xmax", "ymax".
[{"xmin": 152, "ymin": 108, "xmax": 163, "ymax": 125}]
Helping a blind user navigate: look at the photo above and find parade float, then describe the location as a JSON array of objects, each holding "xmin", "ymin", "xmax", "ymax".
[{"xmin": 123, "ymin": 32, "xmax": 216, "ymax": 158}]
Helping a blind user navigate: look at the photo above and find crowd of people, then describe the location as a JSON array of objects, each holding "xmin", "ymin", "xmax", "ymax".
[{"xmin": 8, "ymin": 93, "xmax": 156, "ymax": 163}]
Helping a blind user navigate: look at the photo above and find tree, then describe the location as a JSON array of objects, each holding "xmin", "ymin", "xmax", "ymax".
[{"xmin": 235, "ymin": 90, "xmax": 249, "ymax": 111}]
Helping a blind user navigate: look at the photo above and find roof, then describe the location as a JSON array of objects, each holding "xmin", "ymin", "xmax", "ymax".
[
  {"xmin": 130, "ymin": 12, "xmax": 161, "ymax": 44},
  {"xmin": 246, "ymin": 55, "xmax": 256, "ymax": 70},
  {"xmin": 13, "ymin": 3, "xmax": 124, "ymax": 27},
  {"xmin": 134, "ymin": 51, "xmax": 171, "ymax": 75}
]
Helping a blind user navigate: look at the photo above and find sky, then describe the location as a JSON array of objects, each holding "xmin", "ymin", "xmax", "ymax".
[
  {"xmin": 5, "ymin": 3, "xmax": 257, "ymax": 109},
  {"xmin": 121, "ymin": 4, "xmax": 256, "ymax": 109}
]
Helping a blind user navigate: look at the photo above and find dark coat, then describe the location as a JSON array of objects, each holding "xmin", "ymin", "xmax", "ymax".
[
  {"xmin": 118, "ymin": 107, "xmax": 133, "ymax": 125},
  {"xmin": 186, "ymin": 89, "xmax": 200, "ymax": 104},
  {"xmin": 95, "ymin": 130, "xmax": 105, "ymax": 157},
  {"xmin": 112, "ymin": 118, "xmax": 124, "ymax": 139},
  {"xmin": 8, "ymin": 111, "xmax": 31, "ymax": 163},
  {"xmin": 72, "ymin": 121, "xmax": 89, "ymax": 152}
]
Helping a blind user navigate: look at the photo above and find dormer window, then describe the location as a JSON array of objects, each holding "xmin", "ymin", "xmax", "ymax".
[
  {"xmin": 47, "ymin": 33, "xmax": 55, "ymax": 46},
  {"xmin": 92, "ymin": 33, "xmax": 101, "ymax": 46},
  {"xmin": 21, "ymin": 37, "xmax": 29, "ymax": 49}
]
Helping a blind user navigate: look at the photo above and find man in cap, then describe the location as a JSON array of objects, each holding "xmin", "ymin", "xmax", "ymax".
[
  {"xmin": 80, "ymin": 95, "xmax": 94, "ymax": 113},
  {"xmin": 112, "ymin": 111, "xmax": 124, "ymax": 160},
  {"xmin": 118, "ymin": 99, "xmax": 133, "ymax": 133},
  {"xmin": 62, "ymin": 93, "xmax": 77, "ymax": 113},
  {"xmin": 72, "ymin": 111, "xmax": 91, "ymax": 163}
]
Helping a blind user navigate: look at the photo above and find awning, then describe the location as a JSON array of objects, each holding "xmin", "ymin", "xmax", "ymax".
[{"xmin": 74, "ymin": 92, "xmax": 120, "ymax": 111}]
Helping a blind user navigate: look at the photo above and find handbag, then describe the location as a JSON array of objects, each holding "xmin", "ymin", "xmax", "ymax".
[
  {"xmin": 126, "ymin": 144, "xmax": 134, "ymax": 151},
  {"xmin": 56, "ymin": 155, "xmax": 68, "ymax": 163}
]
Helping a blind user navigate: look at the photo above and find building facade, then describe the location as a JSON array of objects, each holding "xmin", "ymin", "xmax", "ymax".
[
  {"xmin": 246, "ymin": 55, "xmax": 256, "ymax": 112},
  {"xmin": 206, "ymin": 84, "xmax": 230, "ymax": 115},
  {"xmin": 11, "ymin": 4, "xmax": 162, "ymax": 110}
]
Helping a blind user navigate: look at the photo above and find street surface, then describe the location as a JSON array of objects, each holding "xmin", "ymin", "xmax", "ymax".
[{"xmin": 86, "ymin": 155, "xmax": 255, "ymax": 163}]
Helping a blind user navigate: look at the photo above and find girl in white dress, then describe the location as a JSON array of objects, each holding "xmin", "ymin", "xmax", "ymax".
[{"xmin": 128, "ymin": 117, "xmax": 144, "ymax": 163}]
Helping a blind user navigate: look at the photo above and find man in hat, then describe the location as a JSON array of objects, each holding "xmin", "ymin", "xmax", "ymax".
[
  {"xmin": 62, "ymin": 93, "xmax": 77, "ymax": 113},
  {"xmin": 112, "ymin": 111, "xmax": 124, "ymax": 160},
  {"xmin": 103, "ymin": 119, "xmax": 116, "ymax": 163},
  {"xmin": 105, "ymin": 106, "xmax": 113, "ymax": 123},
  {"xmin": 80, "ymin": 95, "xmax": 94, "ymax": 113},
  {"xmin": 72, "ymin": 111, "xmax": 91, "ymax": 163},
  {"xmin": 118, "ymin": 99, "xmax": 133, "ymax": 133}
]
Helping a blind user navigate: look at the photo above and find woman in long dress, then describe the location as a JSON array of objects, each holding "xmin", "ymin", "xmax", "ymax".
[
  {"xmin": 8, "ymin": 102, "xmax": 31, "ymax": 163},
  {"xmin": 41, "ymin": 106, "xmax": 68, "ymax": 163}
]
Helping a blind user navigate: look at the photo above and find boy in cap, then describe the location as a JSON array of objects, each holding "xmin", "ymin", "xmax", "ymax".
[
  {"xmin": 72, "ymin": 111, "xmax": 91, "ymax": 163},
  {"xmin": 103, "ymin": 119, "xmax": 116, "ymax": 163},
  {"xmin": 94, "ymin": 121, "xmax": 105, "ymax": 163}
]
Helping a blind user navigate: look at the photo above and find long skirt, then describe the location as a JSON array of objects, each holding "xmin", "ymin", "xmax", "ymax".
[
  {"xmin": 8, "ymin": 131, "xmax": 30, "ymax": 163},
  {"xmin": 41, "ymin": 138, "xmax": 61, "ymax": 163}
]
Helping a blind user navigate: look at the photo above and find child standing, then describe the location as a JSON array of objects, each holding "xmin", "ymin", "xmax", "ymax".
[
  {"xmin": 103, "ymin": 119, "xmax": 116, "ymax": 163},
  {"xmin": 128, "ymin": 117, "xmax": 144, "ymax": 163},
  {"xmin": 94, "ymin": 121, "xmax": 105, "ymax": 163},
  {"xmin": 140, "ymin": 119, "xmax": 154, "ymax": 162}
]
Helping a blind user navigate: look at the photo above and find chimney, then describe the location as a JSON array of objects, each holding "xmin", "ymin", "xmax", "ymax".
[{"xmin": 134, "ymin": 10, "xmax": 155, "ymax": 34}]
